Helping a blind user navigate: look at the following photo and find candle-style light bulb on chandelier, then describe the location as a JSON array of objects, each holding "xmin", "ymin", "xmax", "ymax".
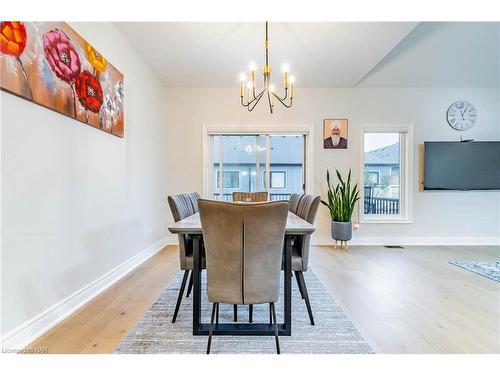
[{"xmin": 239, "ymin": 21, "xmax": 294, "ymax": 114}]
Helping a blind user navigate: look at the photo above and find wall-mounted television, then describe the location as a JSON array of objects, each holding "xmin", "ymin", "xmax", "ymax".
[{"xmin": 424, "ymin": 141, "xmax": 500, "ymax": 190}]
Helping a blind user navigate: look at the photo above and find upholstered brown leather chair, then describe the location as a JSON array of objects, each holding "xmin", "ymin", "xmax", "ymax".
[
  {"xmin": 167, "ymin": 192, "xmax": 204, "ymax": 323},
  {"xmin": 285, "ymin": 193, "xmax": 320, "ymax": 325},
  {"xmin": 232, "ymin": 191, "xmax": 268, "ymax": 202},
  {"xmin": 199, "ymin": 199, "xmax": 289, "ymax": 354}
]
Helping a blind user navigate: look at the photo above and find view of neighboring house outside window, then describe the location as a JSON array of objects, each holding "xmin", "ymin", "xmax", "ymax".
[
  {"xmin": 216, "ymin": 170, "xmax": 240, "ymax": 189},
  {"xmin": 212, "ymin": 135, "xmax": 304, "ymax": 201},
  {"xmin": 269, "ymin": 171, "xmax": 286, "ymax": 189},
  {"xmin": 363, "ymin": 134, "xmax": 401, "ymax": 215}
]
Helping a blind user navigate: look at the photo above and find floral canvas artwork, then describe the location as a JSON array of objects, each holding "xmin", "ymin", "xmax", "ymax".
[{"xmin": 0, "ymin": 22, "xmax": 124, "ymax": 137}]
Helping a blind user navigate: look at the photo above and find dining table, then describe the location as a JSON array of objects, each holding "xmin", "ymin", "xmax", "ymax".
[{"xmin": 168, "ymin": 210, "xmax": 315, "ymax": 337}]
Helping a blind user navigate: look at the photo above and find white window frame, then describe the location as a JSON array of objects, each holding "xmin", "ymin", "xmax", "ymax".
[
  {"xmin": 202, "ymin": 123, "xmax": 314, "ymax": 198},
  {"xmin": 359, "ymin": 124, "xmax": 414, "ymax": 224}
]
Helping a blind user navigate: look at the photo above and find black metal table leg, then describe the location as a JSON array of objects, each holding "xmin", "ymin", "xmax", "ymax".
[
  {"xmin": 283, "ymin": 235, "xmax": 292, "ymax": 335},
  {"xmin": 192, "ymin": 234, "xmax": 202, "ymax": 335},
  {"xmin": 191, "ymin": 233, "xmax": 293, "ymax": 336}
]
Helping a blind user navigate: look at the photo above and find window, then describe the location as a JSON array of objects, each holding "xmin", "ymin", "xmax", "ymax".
[
  {"xmin": 216, "ymin": 170, "xmax": 240, "ymax": 189},
  {"xmin": 208, "ymin": 133, "xmax": 307, "ymax": 201},
  {"xmin": 263, "ymin": 171, "xmax": 287, "ymax": 189},
  {"xmin": 360, "ymin": 124, "xmax": 413, "ymax": 223}
]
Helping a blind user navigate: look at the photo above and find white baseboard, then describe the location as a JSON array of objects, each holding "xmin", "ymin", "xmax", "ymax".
[
  {"xmin": 165, "ymin": 234, "xmax": 178, "ymax": 245},
  {"xmin": 312, "ymin": 235, "xmax": 500, "ymax": 246},
  {"xmin": 1, "ymin": 237, "xmax": 169, "ymax": 351}
]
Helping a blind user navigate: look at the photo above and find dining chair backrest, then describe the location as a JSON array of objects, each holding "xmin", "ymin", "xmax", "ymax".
[
  {"xmin": 168, "ymin": 192, "xmax": 200, "ymax": 270},
  {"xmin": 296, "ymin": 194, "xmax": 320, "ymax": 223},
  {"xmin": 168, "ymin": 194, "xmax": 196, "ymax": 222},
  {"xmin": 188, "ymin": 192, "xmax": 201, "ymax": 212},
  {"xmin": 199, "ymin": 199, "xmax": 289, "ymax": 305},
  {"xmin": 288, "ymin": 193, "xmax": 303, "ymax": 214},
  {"xmin": 294, "ymin": 194, "xmax": 321, "ymax": 271},
  {"xmin": 232, "ymin": 191, "xmax": 268, "ymax": 203}
]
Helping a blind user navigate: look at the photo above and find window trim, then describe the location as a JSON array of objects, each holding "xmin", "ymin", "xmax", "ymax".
[
  {"xmin": 359, "ymin": 124, "xmax": 414, "ymax": 224},
  {"xmin": 216, "ymin": 170, "xmax": 240, "ymax": 189}
]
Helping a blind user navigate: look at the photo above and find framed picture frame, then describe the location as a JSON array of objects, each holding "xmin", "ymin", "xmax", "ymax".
[
  {"xmin": 0, "ymin": 21, "xmax": 124, "ymax": 137},
  {"xmin": 323, "ymin": 119, "xmax": 348, "ymax": 149}
]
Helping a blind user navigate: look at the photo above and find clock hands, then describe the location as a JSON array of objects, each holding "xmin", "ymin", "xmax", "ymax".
[{"xmin": 462, "ymin": 103, "xmax": 469, "ymax": 117}]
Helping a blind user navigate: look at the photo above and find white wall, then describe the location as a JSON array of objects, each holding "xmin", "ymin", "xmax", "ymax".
[
  {"xmin": 1, "ymin": 23, "xmax": 169, "ymax": 343},
  {"xmin": 164, "ymin": 87, "xmax": 500, "ymax": 244}
]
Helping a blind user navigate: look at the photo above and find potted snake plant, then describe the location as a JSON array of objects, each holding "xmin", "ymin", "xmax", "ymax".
[{"xmin": 321, "ymin": 168, "xmax": 360, "ymax": 242}]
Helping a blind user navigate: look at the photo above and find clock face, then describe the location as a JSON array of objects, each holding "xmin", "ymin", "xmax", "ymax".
[{"xmin": 446, "ymin": 101, "xmax": 477, "ymax": 131}]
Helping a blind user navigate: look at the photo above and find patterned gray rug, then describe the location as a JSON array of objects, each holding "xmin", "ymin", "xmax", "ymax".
[
  {"xmin": 115, "ymin": 270, "xmax": 374, "ymax": 354},
  {"xmin": 449, "ymin": 261, "xmax": 500, "ymax": 283}
]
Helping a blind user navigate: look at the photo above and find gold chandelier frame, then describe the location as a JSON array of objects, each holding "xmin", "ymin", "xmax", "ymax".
[{"xmin": 240, "ymin": 22, "xmax": 294, "ymax": 114}]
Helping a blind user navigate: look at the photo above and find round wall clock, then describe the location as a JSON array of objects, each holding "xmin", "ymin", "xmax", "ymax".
[{"xmin": 446, "ymin": 101, "xmax": 477, "ymax": 131}]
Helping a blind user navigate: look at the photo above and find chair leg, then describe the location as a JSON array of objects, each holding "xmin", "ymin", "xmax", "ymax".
[
  {"xmin": 270, "ymin": 302, "xmax": 280, "ymax": 354},
  {"xmin": 296, "ymin": 271, "xmax": 315, "ymax": 325},
  {"xmin": 249, "ymin": 304, "xmax": 253, "ymax": 323},
  {"xmin": 216, "ymin": 303, "xmax": 219, "ymax": 327},
  {"xmin": 207, "ymin": 303, "xmax": 217, "ymax": 354},
  {"xmin": 186, "ymin": 270, "xmax": 193, "ymax": 298},
  {"xmin": 233, "ymin": 304, "xmax": 238, "ymax": 322},
  {"xmin": 172, "ymin": 270, "xmax": 190, "ymax": 323},
  {"xmin": 294, "ymin": 271, "xmax": 305, "ymax": 299}
]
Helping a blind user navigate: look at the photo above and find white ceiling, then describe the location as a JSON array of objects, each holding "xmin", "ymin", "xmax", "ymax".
[
  {"xmin": 114, "ymin": 22, "xmax": 418, "ymax": 87},
  {"xmin": 358, "ymin": 22, "xmax": 500, "ymax": 88}
]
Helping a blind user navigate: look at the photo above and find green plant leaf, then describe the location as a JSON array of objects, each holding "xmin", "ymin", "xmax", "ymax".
[{"xmin": 321, "ymin": 168, "xmax": 360, "ymax": 222}]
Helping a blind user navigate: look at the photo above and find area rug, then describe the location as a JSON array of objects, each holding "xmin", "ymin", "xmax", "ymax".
[
  {"xmin": 115, "ymin": 270, "xmax": 374, "ymax": 354},
  {"xmin": 449, "ymin": 261, "xmax": 500, "ymax": 283}
]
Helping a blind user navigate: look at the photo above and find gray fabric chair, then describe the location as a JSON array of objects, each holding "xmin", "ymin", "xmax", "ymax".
[
  {"xmin": 199, "ymin": 199, "xmax": 289, "ymax": 354},
  {"xmin": 288, "ymin": 193, "xmax": 303, "ymax": 213},
  {"xmin": 167, "ymin": 192, "xmax": 204, "ymax": 323},
  {"xmin": 285, "ymin": 193, "xmax": 320, "ymax": 325},
  {"xmin": 232, "ymin": 191, "xmax": 268, "ymax": 202},
  {"xmin": 188, "ymin": 192, "xmax": 201, "ymax": 212}
]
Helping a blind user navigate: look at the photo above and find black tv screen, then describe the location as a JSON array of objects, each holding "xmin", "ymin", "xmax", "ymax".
[{"xmin": 424, "ymin": 141, "xmax": 500, "ymax": 190}]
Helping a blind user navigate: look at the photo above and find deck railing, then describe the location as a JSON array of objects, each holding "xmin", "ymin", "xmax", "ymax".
[
  {"xmin": 212, "ymin": 193, "xmax": 398, "ymax": 214},
  {"xmin": 213, "ymin": 193, "xmax": 292, "ymax": 202},
  {"xmin": 364, "ymin": 196, "xmax": 400, "ymax": 214}
]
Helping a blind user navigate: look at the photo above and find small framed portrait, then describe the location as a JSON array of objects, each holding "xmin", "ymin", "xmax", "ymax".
[{"xmin": 323, "ymin": 119, "xmax": 348, "ymax": 149}]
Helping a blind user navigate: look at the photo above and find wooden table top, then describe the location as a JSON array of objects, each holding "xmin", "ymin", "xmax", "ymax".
[{"xmin": 168, "ymin": 211, "xmax": 315, "ymax": 235}]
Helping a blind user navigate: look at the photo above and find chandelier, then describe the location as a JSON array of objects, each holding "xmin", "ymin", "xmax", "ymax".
[{"xmin": 239, "ymin": 22, "xmax": 295, "ymax": 114}]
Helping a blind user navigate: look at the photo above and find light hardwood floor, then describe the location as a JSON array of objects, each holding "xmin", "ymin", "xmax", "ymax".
[{"xmin": 28, "ymin": 245, "xmax": 499, "ymax": 354}]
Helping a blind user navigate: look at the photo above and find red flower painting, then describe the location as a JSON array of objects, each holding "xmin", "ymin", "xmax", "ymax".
[
  {"xmin": 0, "ymin": 21, "xmax": 32, "ymax": 98},
  {"xmin": 75, "ymin": 70, "xmax": 103, "ymax": 113},
  {"xmin": 0, "ymin": 21, "xmax": 27, "ymax": 57},
  {"xmin": 43, "ymin": 29, "xmax": 81, "ymax": 83},
  {"xmin": 0, "ymin": 22, "xmax": 124, "ymax": 137}
]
